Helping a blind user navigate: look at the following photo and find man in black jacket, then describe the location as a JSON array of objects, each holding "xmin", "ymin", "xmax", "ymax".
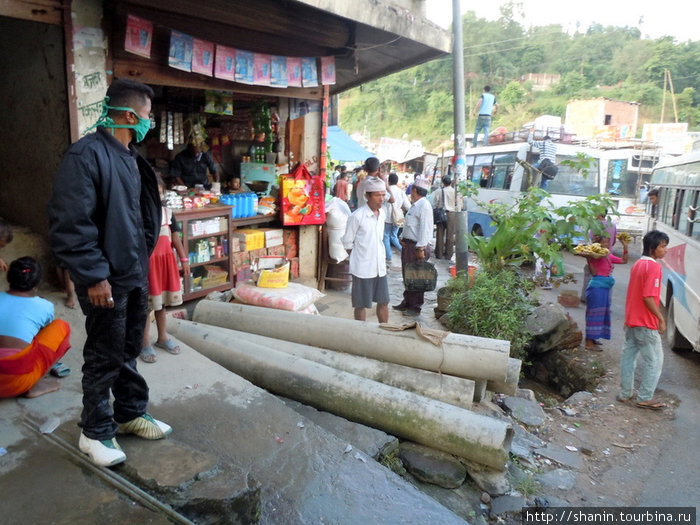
[{"xmin": 48, "ymin": 79, "xmax": 171, "ymax": 467}]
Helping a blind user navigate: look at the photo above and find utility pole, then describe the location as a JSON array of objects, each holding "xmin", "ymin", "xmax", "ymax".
[{"xmin": 452, "ymin": 0, "xmax": 469, "ymax": 272}]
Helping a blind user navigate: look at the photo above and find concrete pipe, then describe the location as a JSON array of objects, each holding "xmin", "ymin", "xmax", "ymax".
[
  {"xmin": 169, "ymin": 319, "xmax": 513, "ymax": 470},
  {"xmin": 193, "ymin": 301, "xmax": 513, "ymax": 383},
  {"xmin": 188, "ymin": 324, "xmax": 475, "ymax": 409},
  {"xmin": 486, "ymin": 358, "xmax": 522, "ymax": 396}
]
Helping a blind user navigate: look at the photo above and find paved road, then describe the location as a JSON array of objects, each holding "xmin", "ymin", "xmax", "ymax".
[{"xmin": 556, "ymin": 243, "xmax": 700, "ymax": 516}]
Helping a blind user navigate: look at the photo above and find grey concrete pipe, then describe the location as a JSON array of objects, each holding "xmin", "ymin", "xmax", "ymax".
[
  {"xmin": 169, "ymin": 319, "xmax": 513, "ymax": 470},
  {"xmin": 184, "ymin": 323, "xmax": 475, "ymax": 408},
  {"xmin": 193, "ymin": 301, "xmax": 515, "ymax": 384}
]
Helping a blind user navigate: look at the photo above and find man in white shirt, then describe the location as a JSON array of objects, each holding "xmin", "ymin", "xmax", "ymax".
[
  {"xmin": 432, "ymin": 175, "xmax": 460, "ymax": 260},
  {"xmin": 342, "ymin": 177, "xmax": 390, "ymax": 323},
  {"xmin": 393, "ymin": 176, "xmax": 434, "ymax": 316}
]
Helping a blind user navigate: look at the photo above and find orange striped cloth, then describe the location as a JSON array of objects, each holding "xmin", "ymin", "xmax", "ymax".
[{"xmin": 0, "ymin": 319, "xmax": 71, "ymax": 397}]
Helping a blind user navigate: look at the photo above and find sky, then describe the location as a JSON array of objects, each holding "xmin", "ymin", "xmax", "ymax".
[{"xmin": 424, "ymin": 0, "xmax": 697, "ymax": 43}]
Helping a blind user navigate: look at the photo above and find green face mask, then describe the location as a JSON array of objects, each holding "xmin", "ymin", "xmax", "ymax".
[{"xmin": 86, "ymin": 97, "xmax": 154, "ymax": 143}]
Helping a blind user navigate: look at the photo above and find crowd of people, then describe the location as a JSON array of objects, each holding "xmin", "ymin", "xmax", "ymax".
[{"xmin": 0, "ymin": 81, "xmax": 673, "ymax": 474}]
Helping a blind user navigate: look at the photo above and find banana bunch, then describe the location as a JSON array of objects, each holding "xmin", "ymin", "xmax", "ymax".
[
  {"xmin": 617, "ymin": 232, "xmax": 632, "ymax": 243},
  {"xmin": 574, "ymin": 243, "xmax": 610, "ymax": 258}
]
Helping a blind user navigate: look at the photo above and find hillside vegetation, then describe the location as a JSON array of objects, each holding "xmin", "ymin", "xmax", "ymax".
[{"xmin": 339, "ymin": 7, "xmax": 700, "ymax": 151}]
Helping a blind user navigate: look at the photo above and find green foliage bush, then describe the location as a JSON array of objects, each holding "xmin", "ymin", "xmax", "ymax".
[{"xmin": 446, "ymin": 268, "xmax": 534, "ymax": 361}]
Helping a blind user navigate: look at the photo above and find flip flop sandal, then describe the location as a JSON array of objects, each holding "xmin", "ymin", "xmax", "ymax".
[
  {"xmin": 615, "ymin": 395, "xmax": 632, "ymax": 403},
  {"xmin": 154, "ymin": 339, "xmax": 181, "ymax": 355},
  {"xmin": 139, "ymin": 346, "xmax": 158, "ymax": 363},
  {"xmin": 635, "ymin": 400, "xmax": 667, "ymax": 410},
  {"xmin": 50, "ymin": 362, "xmax": 71, "ymax": 378}
]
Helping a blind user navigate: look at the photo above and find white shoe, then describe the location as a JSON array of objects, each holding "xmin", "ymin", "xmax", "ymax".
[
  {"xmin": 79, "ymin": 433, "xmax": 126, "ymax": 467},
  {"xmin": 118, "ymin": 413, "xmax": 172, "ymax": 440}
]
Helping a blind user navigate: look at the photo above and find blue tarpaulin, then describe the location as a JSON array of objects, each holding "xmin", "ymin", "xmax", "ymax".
[{"xmin": 327, "ymin": 126, "xmax": 373, "ymax": 162}]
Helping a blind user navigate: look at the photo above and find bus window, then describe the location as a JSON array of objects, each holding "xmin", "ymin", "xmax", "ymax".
[
  {"xmin": 659, "ymin": 188, "xmax": 676, "ymax": 226},
  {"xmin": 492, "ymin": 151, "xmax": 516, "ymax": 190},
  {"xmin": 548, "ymin": 156, "xmax": 599, "ymax": 196},
  {"xmin": 605, "ymin": 158, "xmax": 633, "ymax": 197},
  {"xmin": 679, "ymin": 190, "xmax": 694, "ymax": 235},
  {"xmin": 473, "ymin": 155, "xmax": 492, "ymax": 187},
  {"xmin": 688, "ymin": 191, "xmax": 699, "ymax": 241}
]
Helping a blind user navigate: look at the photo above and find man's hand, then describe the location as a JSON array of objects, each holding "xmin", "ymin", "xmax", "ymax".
[
  {"xmin": 0, "ymin": 258, "xmax": 7, "ymax": 272},
  {"xmin": 88, "ymin": 279, "xmax": 114, "ymax": 309},
  {"xmin": 658, "ymin": 317, "xmax": 666, "ymax": 334}
]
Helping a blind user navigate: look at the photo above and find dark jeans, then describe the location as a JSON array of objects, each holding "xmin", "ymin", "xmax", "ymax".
[
  {"xmin": 76, "ymin": 284, "xmax": 150, "ymax": 440},
  {"xmin": 401, "ymin": 241, "xmax": 432, "ymax": 310}
]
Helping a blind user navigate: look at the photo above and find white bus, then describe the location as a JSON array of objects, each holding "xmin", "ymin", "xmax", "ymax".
[
  {"xmin": 648, "ymin": 150, "xmax": 700, "ymax": 352},
  {"xmin": 461, "ymin": 140, "xmax": 658, "ymax": 238}
]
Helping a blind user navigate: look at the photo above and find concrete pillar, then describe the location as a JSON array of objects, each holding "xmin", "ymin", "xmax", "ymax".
[
  {"xmin": 193, "ymin": 301, "xmax": 515, "ymax": 384},
  {"xmin": 168, "ymin": 319, "xmax": 513, "ymax": 470}
]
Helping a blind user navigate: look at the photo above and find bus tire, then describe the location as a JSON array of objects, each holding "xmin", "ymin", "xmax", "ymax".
[{"xmin": 666, "ymin": 299, "xmax": 692, "ymax": 352}]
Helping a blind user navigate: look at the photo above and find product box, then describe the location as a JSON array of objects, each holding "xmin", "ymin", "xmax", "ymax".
[
  {"xmin": 235, "ymin": 264, "xmax": 252, "ymax": 285},
  {"xmin": 259, "ymin": 228, "xmax": 284, "ymax": 247},
  {"xmin": 233, "ymin": 228, "xmax": 265, "ymax": 251},
  {"xmin": 229, "ymin": 237, "xmax": 241, "ymax": 253},
  {"xmin": 266, "ymin": 245, "xmax": 286, "ymax": 257},
  {"xmin": 283, "ymin": 227, "xmax": 299, "ymax": 258},
  {"xmin": 288, "ymin": 257, "xmax": 300, "ymax": 279},
  {"xmin": 253, "ymin": 256, "xmax": 289, "ymax": 288},
  {"xmin": 232, "ymin": 251, "xmax": 250, "ymax": 266},
  {"xmin": 248, "ymin": 248, "xmax": 267, "ymax": 262}
]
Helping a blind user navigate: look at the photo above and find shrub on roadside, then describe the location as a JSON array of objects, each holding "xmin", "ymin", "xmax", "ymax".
[{"xmin": 446, "ymin": 268, "xmax": 533, "ymax": 361}]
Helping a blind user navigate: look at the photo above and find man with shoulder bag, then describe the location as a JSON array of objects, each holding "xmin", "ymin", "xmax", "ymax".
[{"xmin": 432, "ymin": 175, "xmax": 459, "ymax": 259}]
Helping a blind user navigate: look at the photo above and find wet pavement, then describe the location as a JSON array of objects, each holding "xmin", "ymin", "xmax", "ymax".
[{"xmin": 0, "ymin": 247, "xmax": 466, "ymax": 525}]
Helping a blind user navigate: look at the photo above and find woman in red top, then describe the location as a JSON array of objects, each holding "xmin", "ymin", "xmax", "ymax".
[{"xmin": 584, "ymin": 235, "xmax": 629, "ymax": 350}]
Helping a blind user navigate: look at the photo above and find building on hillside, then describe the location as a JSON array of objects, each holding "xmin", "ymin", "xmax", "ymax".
[
  {"xmin": 565, "ymin": 98, "xmax": 640, "ymax": 141},
  {"xmin": 520, "ymin": 73, "xmax": 561, "ymax": 92}
]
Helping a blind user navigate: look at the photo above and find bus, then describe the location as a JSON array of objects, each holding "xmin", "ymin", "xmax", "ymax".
[
  {"xmin": 461, "ymin": 139, "xmax": 659, "ymax": 239},
  {"xmin": 648, "ymin": 150, "xmax": 700, "ymax": 352}
]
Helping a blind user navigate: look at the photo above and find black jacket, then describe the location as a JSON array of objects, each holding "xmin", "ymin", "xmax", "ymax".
[{"xmin": 48, "ymin": 127, "xmax": 161, "ymax": 292}]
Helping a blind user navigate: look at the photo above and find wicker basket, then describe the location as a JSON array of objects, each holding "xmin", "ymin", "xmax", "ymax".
[{"xmin": 404, "ymin": 261, "xmax": 438, "ymax": 292}]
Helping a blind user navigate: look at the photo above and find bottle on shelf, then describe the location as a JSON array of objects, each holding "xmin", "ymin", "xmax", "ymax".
[{"xmin": 251, "ymin": 193, "xmax": 259, "ymax": 215}]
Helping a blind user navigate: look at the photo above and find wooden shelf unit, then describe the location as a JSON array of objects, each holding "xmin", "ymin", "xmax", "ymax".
[{"xmin": 174, "ymin": 205, "xmax": 278, "ymax": 301}]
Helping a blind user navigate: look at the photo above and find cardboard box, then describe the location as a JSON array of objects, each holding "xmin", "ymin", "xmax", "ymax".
[
  {"xmin": 257, "ymin": 262, "xmax": 290, "ymax": 288},
  {"xmin": 249, "ymin": 248, "xmax": 267, "ymax": 262},
  {"xmin": 233, "ymin": 228, "xmax": 265, "ymax": 251},
  {"xmin": 232, "ymin": 251, "xmax": 250, "ymax": 266},
  {"xmin": 260, "ymin": 228, "xmax": 284, "ymax": 247},
  {"xmin": 288, "ymin": 257, "xmax": 300, "ymax": 279},
  {"xmin": 266, "ymin": 245, "xmax": 286, "ymax": 257},
  {"xmin": 283, "ymin": 227, "xmax": 298, "ymax": 243},
  {"xmin": 229, "ymin": 237, "xmax": 241, "ymax": 253},
  {"xmin": 283, "ymin": 227, "xmax": 299, "ymax": 258},
  {"xmin": 235, "ymin": 264, "xmax": 252, "ymax": 284}
]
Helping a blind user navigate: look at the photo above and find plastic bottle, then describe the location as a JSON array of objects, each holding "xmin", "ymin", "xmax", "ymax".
[
  {"xmin": 232, "ymin": 194, "xmax": 241, "ymax": 219},
  {"xmin": 251, "ymin": 193, "xmax": 259, "ymax": 215},
  {"xmin": 244, "ymin": 193, "xmax": 253, "ymax": 217}
]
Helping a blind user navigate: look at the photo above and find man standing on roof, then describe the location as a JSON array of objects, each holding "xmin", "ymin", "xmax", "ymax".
[{"xmin": 472, "ymin": 85, "xmax": 498, "ymax": 147}]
